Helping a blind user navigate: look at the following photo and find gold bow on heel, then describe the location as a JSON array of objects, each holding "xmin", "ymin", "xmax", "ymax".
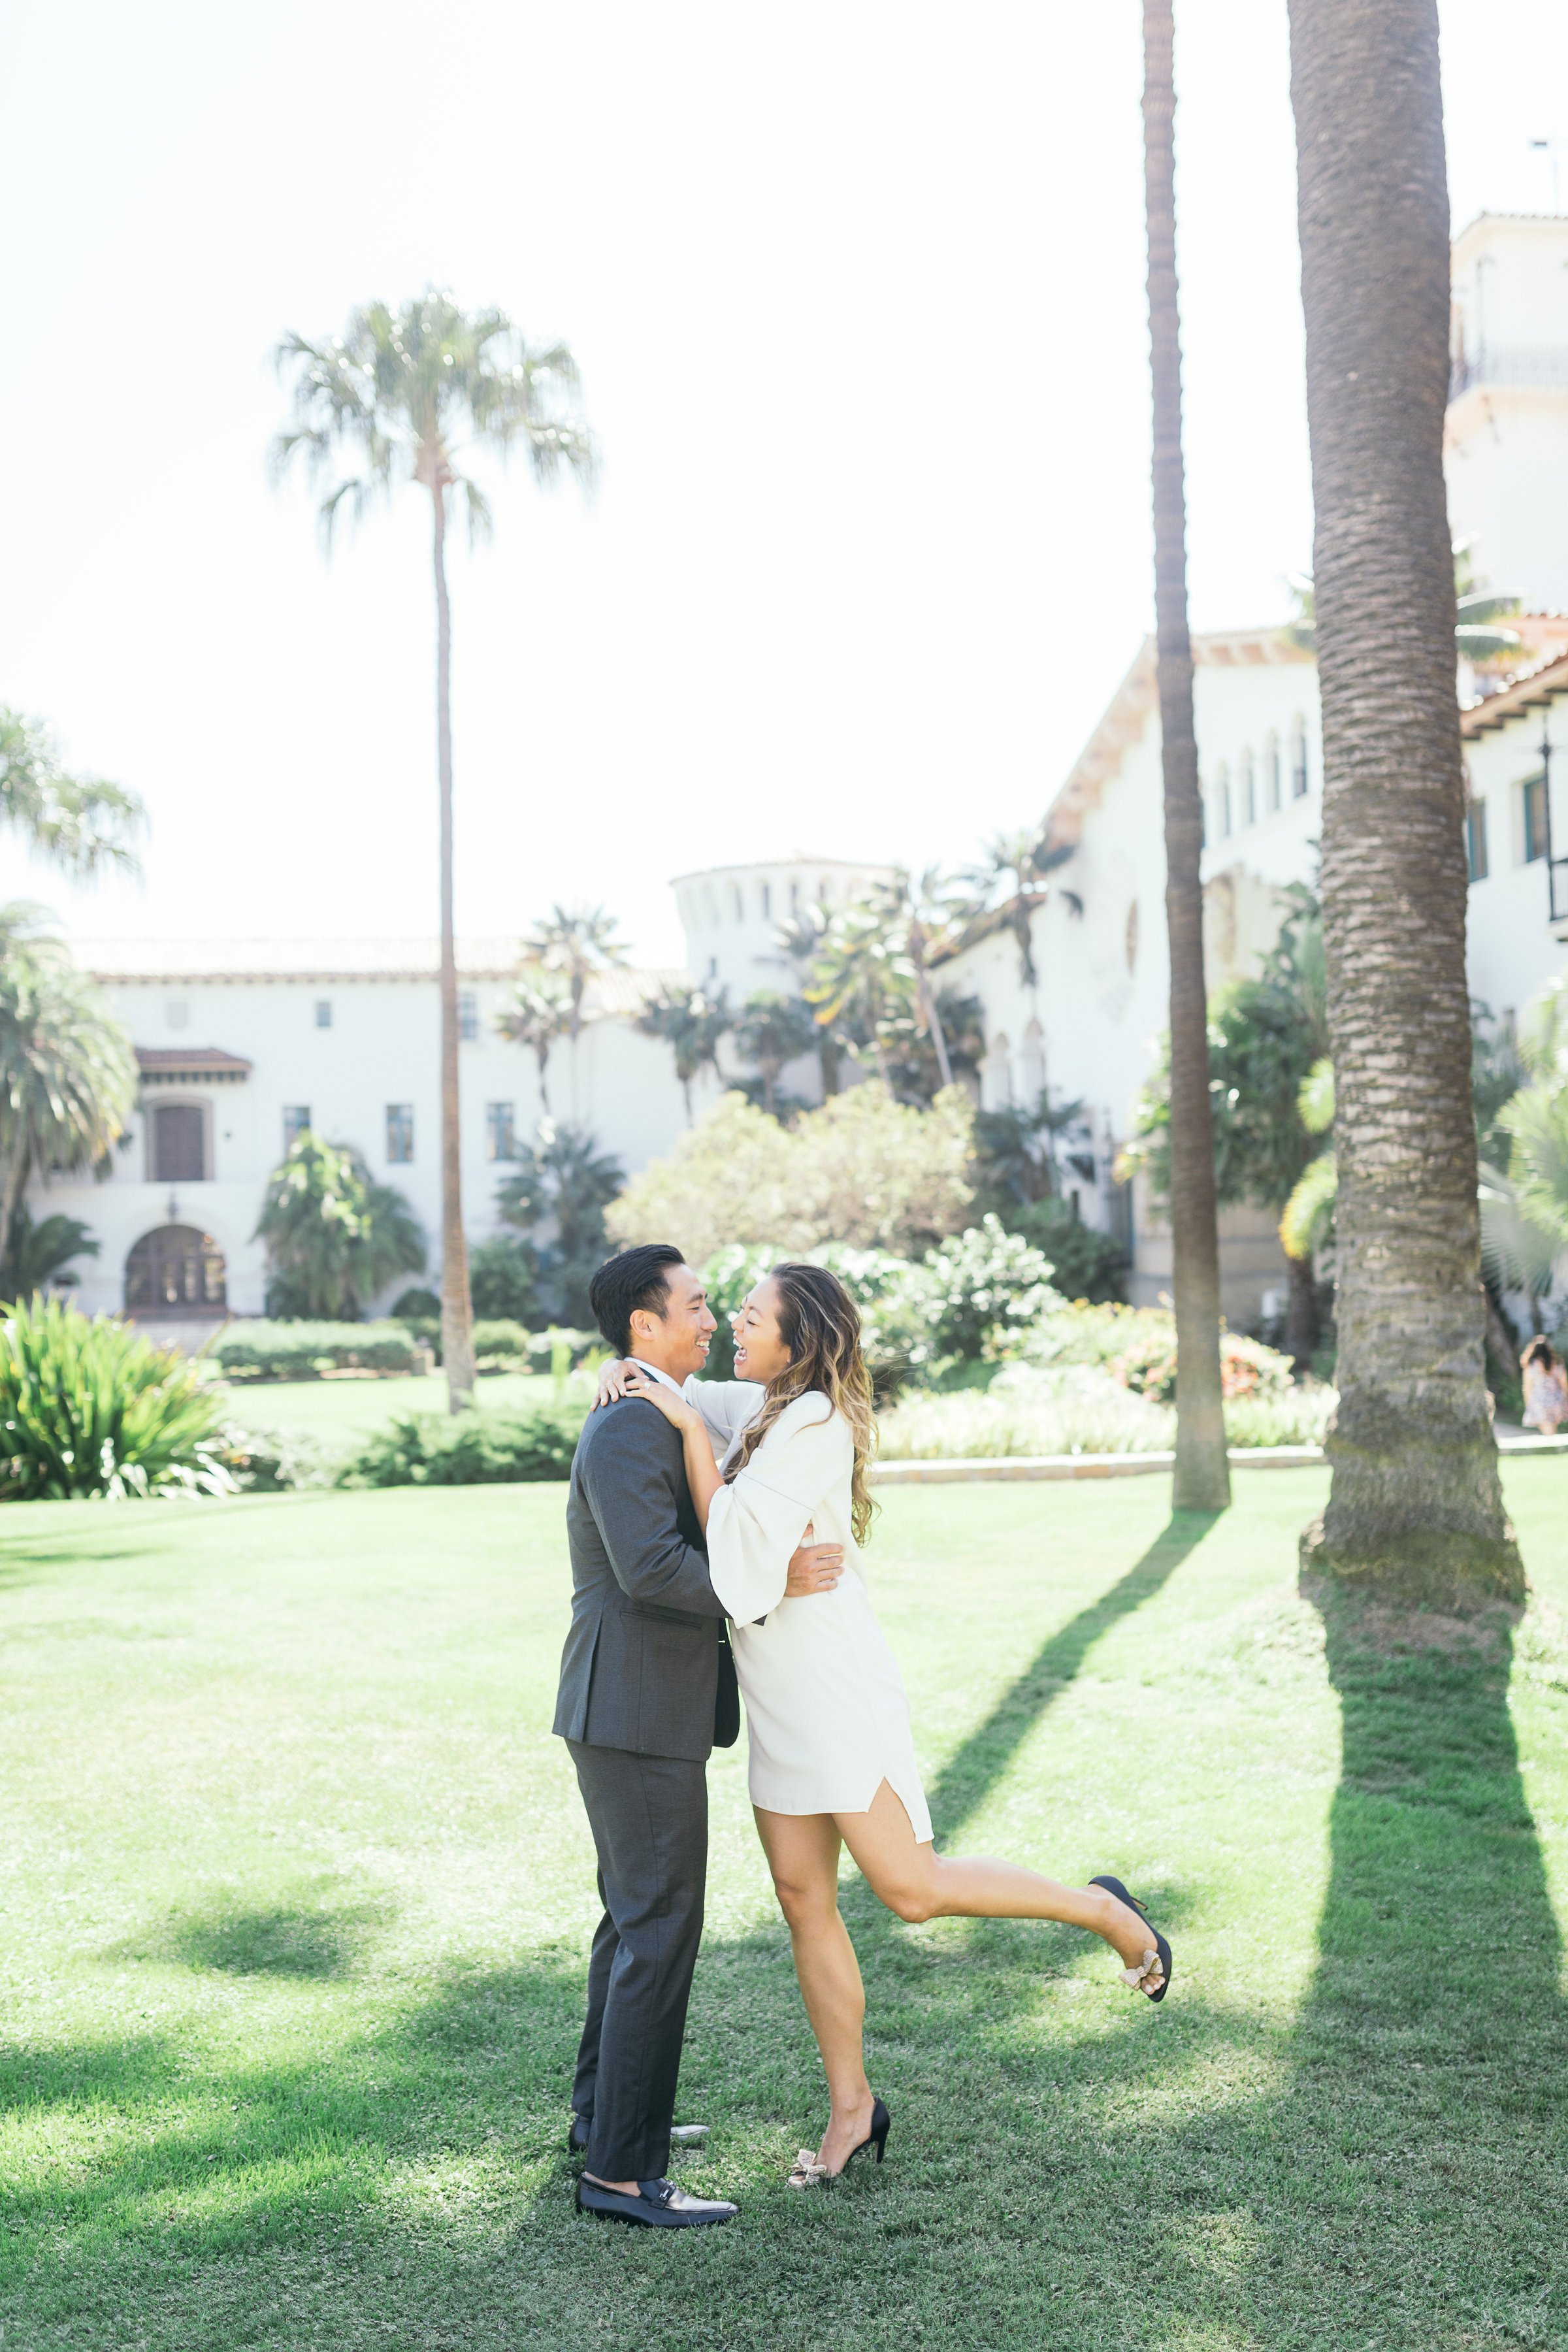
[{"xmin": 784, "ymin": 2095, "xmax": 891, "ymax": 2187}]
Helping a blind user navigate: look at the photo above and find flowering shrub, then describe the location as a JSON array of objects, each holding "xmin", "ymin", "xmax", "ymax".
[{"xmin": 1031, "ymin": 1300, "xmax": 1294, "ymax": 1403}]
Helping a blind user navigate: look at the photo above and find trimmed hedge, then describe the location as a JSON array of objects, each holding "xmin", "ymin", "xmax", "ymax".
[
  {"xmin": 340, "ymin": 1405, "xmax": 582, "ymax": 1487},
  {"xmin": 211, "ymin": 1320, "xmax": 427, "ymax": 1382}
]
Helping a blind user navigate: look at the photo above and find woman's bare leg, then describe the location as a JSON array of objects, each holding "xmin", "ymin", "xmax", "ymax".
[
  {"xmin": 753, "ymin": 1806, "xmax": 879, "ymax": 2172},
  {"xmin": 836, "ymin": 1782, "xmax": 1162, "ymax": 1987}
]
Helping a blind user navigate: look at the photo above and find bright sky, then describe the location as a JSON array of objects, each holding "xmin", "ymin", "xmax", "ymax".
[{"xmin": 3, "ymin": 1, "xmax": 1565, "ymax": 968}]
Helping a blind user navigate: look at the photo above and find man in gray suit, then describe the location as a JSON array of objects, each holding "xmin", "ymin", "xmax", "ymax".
[{"xmin": 556, "ymin": 1243, "xmax": 840, "ymax": 2229}]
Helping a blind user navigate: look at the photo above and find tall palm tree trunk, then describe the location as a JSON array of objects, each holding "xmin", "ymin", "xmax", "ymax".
[
  {"xmin": 911, "ymin": 930, "xmax": 954, "ymax": 1090},
  {"xmin": 1287, "ymin": 0, "xmax": 1520, "ymax": 1601},
  {"xmin": 1143, "ymin": 0, "xmax": 1230, "ymax": 1513},
  {"xmin": 432, "ymin": 482, "xmax": 476, "ymax": 1411}
]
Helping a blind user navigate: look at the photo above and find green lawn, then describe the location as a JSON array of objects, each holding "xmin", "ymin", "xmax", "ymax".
[
  {"xmin": 2, "ymin": 1464, "xmax": 1565, "ymax": 2349},
  {"xmin": 216, "ymin": 1370, "xmax": 565, "ymax": 1443}
]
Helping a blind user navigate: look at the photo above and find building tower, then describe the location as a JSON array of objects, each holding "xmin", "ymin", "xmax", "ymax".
[{"xmin": 1446, "ymin": 212, "xmax": 1568, "ymax": 612}]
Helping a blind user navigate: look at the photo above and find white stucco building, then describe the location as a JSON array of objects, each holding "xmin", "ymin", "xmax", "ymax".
[
  {"xmin": 36, "ymin": 921, "xmax": 747, "ymax": 1326},
  {"xmin": 939, "ymin": 212, "xmax": 1568, "ymax": 1325}
]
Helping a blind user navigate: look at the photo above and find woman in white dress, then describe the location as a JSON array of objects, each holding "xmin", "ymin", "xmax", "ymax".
[{"xmin": 600, "ymin": 1262, "xmax": 1171, "ymax": 2185}]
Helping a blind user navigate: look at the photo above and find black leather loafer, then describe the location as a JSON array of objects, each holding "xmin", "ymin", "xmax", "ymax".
[
  {"xmin": 576, "ymin": 2176, "xmax": 737, "ymax": 2228},
  {"xmin": 568, "ymin": 2113, "xmax": 591, "ymax": 2156}
]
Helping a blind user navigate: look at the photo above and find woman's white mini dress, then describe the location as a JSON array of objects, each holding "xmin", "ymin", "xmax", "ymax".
[{"xmin": 682, "ymin": 1378, "xmax": 932, "ymax": 1842}]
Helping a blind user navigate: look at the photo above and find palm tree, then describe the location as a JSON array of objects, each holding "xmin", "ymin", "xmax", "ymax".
[
  {"xmin": 0, "ymin": 1205, "xmax": 99, "ymax": 1300},
  {"xmin": 497, "ymin": 963, "xmax": 574, "ymax": 1113},
  {"xmin": 957, "ymin": 830, "xmax": 1048, "ymax": 988},
  {"xmin": 1284, "ymin": 539, "xmax": 1525, "ymax": 668},
  {"xmin": 1142, "ymin": 0, "xmax": 1230, "ymax": 1512},
  {"xmin": 1286, "ymin": 0, "xmax": 1518, "ymax": 1597},
  {"xmin": 883, "ymin": 868, "xmax": 962, "ymax": 1088},
  {"xmin": 772, "ymin": 904, "xmax": 843, "ymax": 1096},
  {"xmin": 0, "ymin": 907, "xmax": 137, "ymax": 1275},
  {"xmin": 525, "ymin": 905, "xmax": 628, "ymax": 1044},
  {"xmin": 731, "ymin": 991, "xmax": 818, "ymax": 1115},
  {"xmin": 255, "ymin": 1132, "xmax": 426, "ymax": 1319},
  {"xmin": 0, "ymin": 710, "xmax": 144, "ymax": 879},
  {"xmin": 804, "ymin": 900, "xmax": 915, "ymax": 1084},
  {"xmin": 272, "ymin": 291, "xmax": 593, "ymax": 1412},
  {"xmin": 636, "ymin": 981, "xmax": 729, "ymax": 1122}
]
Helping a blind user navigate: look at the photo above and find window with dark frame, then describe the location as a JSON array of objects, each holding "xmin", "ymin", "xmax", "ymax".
[
  {"xmin": 151, "ymin": 1103, "xmax": 206, "ymax": 1183},
  {"xmin": 1290, "ymin": 717, "xmax": 1309, "ymax": 799},
  {"xmin": 485, "ymin": 1101, "xmax": 517, "ymax": 1162},
  {"xmin": 459, "ymin": 990, "xmax": 478, "ymax": 1041},
  {"xmin": 1523, "ymin": 774, "xmax": 1549, "ymax": 864},
  {"xmin": 282, "ymin": 1105, "xmax": 311, "ymax": 1151},
  {"xmin": 385, "ymin": 1103, "xmax": 414, "ymax": 1164},
  {"xmin": 1465, "ymin": 801, "xmax": 1489, "ymax": 883}
]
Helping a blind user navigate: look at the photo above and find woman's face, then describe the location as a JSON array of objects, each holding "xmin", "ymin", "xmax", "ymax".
[{"xmin": 732, "ymin": 1277, "xmax": 793, "ymax": 1384}]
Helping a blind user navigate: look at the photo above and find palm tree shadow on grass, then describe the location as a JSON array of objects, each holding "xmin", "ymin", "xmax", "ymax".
[
  {"xmin": 923, "ymin": 1509, "xmax": 1222, "ymax": 1849},
  {"xmin": 1198, "ymin": 1581, "xmax": 1568, "ymax": 2340}
]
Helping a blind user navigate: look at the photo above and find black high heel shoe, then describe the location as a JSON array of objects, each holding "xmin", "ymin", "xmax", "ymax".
[
  {"xmin": 787, "ymin": 2095, "xmax": 891, "ymax": 2187},
  {"xmin": 1090, "ymin": 1874, "xmax": 1173, "ymax": 2004}
]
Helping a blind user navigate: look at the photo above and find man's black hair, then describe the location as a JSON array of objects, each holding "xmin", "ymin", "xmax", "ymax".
[{"xmin": 589, "ymin": 1244, "xmax": 687, "ymax": 1357}]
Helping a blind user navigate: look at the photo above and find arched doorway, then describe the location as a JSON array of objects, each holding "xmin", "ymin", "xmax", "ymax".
[{"xmin": 124, "ymin": 1226, "xmax": 227, "ymax": 1316}]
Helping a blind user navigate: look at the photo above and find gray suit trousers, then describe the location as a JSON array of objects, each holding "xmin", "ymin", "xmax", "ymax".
[{"xmin": 566, "ymin": 1740, "xmax": 708, "ymax": 2183}]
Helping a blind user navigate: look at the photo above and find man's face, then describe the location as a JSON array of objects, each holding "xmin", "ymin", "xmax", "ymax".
[{"xmin": 629, "ymin": 1264, "xmax": 717, "ymax": 1380}]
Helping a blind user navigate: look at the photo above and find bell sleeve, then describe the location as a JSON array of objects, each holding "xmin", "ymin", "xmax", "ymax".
[
  {"xmin": 704, "ymin": 1402, "xmax": 849, "ymax": 1623},
  {"xmin": 681, "ymin": 1376, "xmax": 764, "ymax": 1463}
]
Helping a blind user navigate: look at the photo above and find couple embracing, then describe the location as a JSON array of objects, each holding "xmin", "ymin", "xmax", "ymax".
[{"xmin": 554, "ymin": 1243, "xmax": 1172, "ymax": 2229}]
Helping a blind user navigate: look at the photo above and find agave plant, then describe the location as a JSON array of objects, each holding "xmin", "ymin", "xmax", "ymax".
[{"xmin": 0, "ymin": 1297, "xmax": 234, "ymax": 1499}]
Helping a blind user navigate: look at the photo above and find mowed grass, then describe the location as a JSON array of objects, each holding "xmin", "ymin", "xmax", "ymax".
[
  {"xmin": 1, "ymin": 1465, "xmax": 1565, "ymax": 2351},
  {"xmin": 216, "ymin": 1369, "xmax": 560, "ymax": 1443}
]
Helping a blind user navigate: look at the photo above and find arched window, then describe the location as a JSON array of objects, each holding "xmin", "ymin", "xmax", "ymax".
[
  {"xmin": 1020, "ymin": 1021, "xmax": 1045, "ymax": 1104},
  {"xmin": 730, "ymin": 882, "xmax": 744, "ymax": 922},
  {"xmin": 125, "ymin": 1226, "xmax": 227, "ymax": 1316},
  {"xmin": 1264, "ymin": 729, "xmax": 1282, "ymax": 813},
  {"xmin": 1215, "ymin": 762, "xmax": 1232, "ymax": 839},
  {"xmin": 759, "ymin": 881, "xmax": 772, "ymax": 919},
  {"xmin": 983, "ymin": 1034, "xmax": 1013, "ymax": 1110},
  {"xmin": 1239, "ymin": 748, "xmax": 1256, "ymax": 827},
  {"xmin": 1290, "ymin": 714, "xmax": 1309, "ymax": 798}
]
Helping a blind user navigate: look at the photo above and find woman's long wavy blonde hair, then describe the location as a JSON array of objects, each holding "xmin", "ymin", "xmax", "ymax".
[{"xmin": 725, "ymin": 1262, "xmax": 879, "ymax": 1545}]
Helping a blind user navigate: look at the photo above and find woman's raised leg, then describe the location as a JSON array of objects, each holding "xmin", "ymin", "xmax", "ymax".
[
  {"xmin": 753, "ymin": 1805, "xmax": 880, "ymax": 2174},
  {"xmin": 836, "ymin": 1782, "xmax": 1164, "ymax": 1990}
]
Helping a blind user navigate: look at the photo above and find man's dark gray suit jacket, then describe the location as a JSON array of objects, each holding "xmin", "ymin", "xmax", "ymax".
[{"xmin": 553, "ymin": 1395, "xmax": 740, "ymax": 1761}]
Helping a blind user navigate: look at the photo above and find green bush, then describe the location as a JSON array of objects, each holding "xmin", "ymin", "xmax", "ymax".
[
  {"xmin": 1030, "ymin": 1301, "xmax": 1294, "ymax": 1404},
  {"xmin": 0, "ymin": 1298, "xmax": 234, "ymax": 1499},
  {"xmin": 211, "ymin": 1320, "xmax": 425, "ymax": 1383},
  {"xmin": 917, "ymin": 1217, "xmax": 1059, "ymax": 1363},
  {"xmin": 341, "ymin": 1405, "xmax": 581, "ymax": 1488},
  {"xmin": 472, "ymin": 1318, "xmax": 532, "ymax": 1371},
  {"xmin": 468, "ymin": 1235, "xmax": 539, "ymax": 1324},
  {"xmin": 221, "ymin": 1424, "xmax": 338, "ymax": 1493},
  {"xmin": 391, "ymin": 1287, "xmax": 441, "ymax": 1320},
  {"xmin": 1005, "ymin": 1199, "xmax": 1126, "ymax": 1304}
]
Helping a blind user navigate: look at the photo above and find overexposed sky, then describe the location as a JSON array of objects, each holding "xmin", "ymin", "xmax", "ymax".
[{"xmin": 3, "ymin": 1, "xmax": 1565, "ymax": 966}]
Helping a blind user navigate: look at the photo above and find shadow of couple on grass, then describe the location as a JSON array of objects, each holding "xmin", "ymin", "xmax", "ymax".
[{"xmin": 8, "ymin": 1513, "xmax": 1568, "ymax": 2349}]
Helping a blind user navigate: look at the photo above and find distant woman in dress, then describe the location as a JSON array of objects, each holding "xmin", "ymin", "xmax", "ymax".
[
  {"xmin": 1522, "ymin": 1336, "xmax": 1567, "ymax": 1436},
  {"xmin": 596, "ymin": 1262, "xmax": 1172, "ymax": 2187}
]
